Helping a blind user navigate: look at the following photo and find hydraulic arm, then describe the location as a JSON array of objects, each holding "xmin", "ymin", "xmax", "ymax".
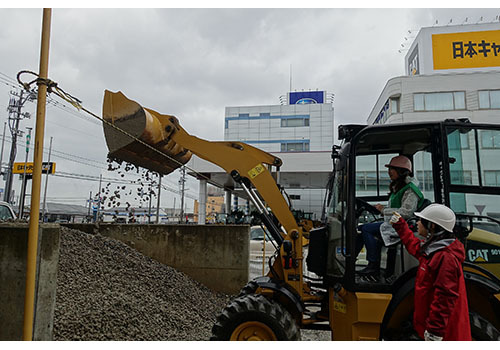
[{"xmin": 102, "ymin": 90, "xmax": 306, "ymax": 294}]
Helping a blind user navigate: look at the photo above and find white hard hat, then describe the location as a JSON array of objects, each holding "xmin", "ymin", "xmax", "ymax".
[{"xmin": 414, "ymin": 203, "xmax": 456, "ymax": 233}]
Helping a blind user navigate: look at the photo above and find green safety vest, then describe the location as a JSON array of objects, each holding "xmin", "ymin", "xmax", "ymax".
[{"xmin": 389, "ymin": 182, "xmax": 425, "ymax": 209}]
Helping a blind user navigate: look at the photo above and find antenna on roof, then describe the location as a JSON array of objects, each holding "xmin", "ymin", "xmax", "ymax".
[{"xmin": 289, "ymin": 64, "xmax": 292, "ymax": 92}]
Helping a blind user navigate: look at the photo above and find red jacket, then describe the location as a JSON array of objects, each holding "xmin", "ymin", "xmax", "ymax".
[{"xmin": 392, "ymin": 218, "xmax": 471, "ymax": 340}]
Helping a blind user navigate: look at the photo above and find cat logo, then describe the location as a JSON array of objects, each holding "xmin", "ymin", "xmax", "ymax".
[{"xmin": 468, "ymin": 249, "xmax": 489, "ymax": 262}]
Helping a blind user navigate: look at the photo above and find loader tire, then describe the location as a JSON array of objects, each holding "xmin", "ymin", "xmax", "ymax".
[
  {"xmin": 237, "ymin": 280, "xmax": 259, "ymax": 298},
  {"xmin": 470, "ymin": 311, "xmax": 500, "ymax": 341},
  {"xmin": 210, "ymin": 293, "xmax": 300, "ymax": 341}
]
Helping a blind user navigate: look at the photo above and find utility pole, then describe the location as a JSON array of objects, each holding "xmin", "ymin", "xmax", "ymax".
[
  {"xmin": 18, "ymin": 127, "xmax": 32, "ymax": 219},
  {"xmin": 87, "ymin": 191, "xmax": 92, "ymax": 222},
  {"xmin": 0, "ymin": 122, "xmax": 6, "ymax": 180},
  {"xmin": 4, "ymin": 89, "xmax": 35, "ymax": 204},
  {"xmin": 156, "ymin": 174, "xmax": 162, "ymax": 224},
  {"xmin": 23, "ymin": 8, "xmax": 51, "ymax": 341},
  {"xmin": 41, "ymin": 136, "xmax": 53, "ymax": 221},
  {"xmin": 148, "ymin": 188, "xmax": 152, "ymax": 224},
  {"xmin": 96, "ymin": 174, "xmax": 102, "ymax": 222},
  {"xmin": 173, "ymin": 197, "xmax": 176, "ymax": 222},
  {"xmin": 179, "ymin": 167, "xmax": 186, "ymax": 223}
]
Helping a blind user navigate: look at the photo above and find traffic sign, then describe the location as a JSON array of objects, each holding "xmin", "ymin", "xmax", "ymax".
[{"xmin": 12, "ymin": 162, "xmax": 56, "ymax": 174}]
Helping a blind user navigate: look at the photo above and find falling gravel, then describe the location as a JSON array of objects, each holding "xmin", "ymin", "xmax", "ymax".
[{"xmin": 54, "ymin": 227, "xmax": 231, "ymax": 340}]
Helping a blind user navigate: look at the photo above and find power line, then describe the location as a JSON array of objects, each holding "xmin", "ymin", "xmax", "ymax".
[
  {"xmin": 53, "ymin": 170, "xmax": 198, "ymax": 199},
  {"xmin": 5, "ymin": 71, "xmax": 210, "ymax": 203},
  {"xmin": 45, "ymin": 117, "xmax": 102, "ymax": 141},
  {"xmin": 0, "ymin": 135, "xmax": 106, "ymax": 169},
  {"xmin": 0, "ymin": 73, "xmax": 106, "ymax": 167},
  {"xmin": 0, "ymin": 71, "xmax": 101, "ymax": 128},
  {"xmin": 46, "ymin": 96, "xmax": 101, "ymax": 126},
  {"xmin": 0, "ymin": 72, "xmax": 20, "ymax": 85},
  {"xmin": 0, "ymin": 135, "xmax": 198, "ymax": 199},
  {"xmin": 0, "ymin": 75, "xmax": 24, "ymax": 91}
]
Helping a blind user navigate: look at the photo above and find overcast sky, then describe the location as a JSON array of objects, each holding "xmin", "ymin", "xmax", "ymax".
[{"xmin": 0, "ymin": 7, "xmax": 498, "ymax": 213}]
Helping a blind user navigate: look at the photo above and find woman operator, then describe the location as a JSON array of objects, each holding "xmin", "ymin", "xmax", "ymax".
[{"xmin": 355, "ymin": 155, "xmax": 425, "ymax": 276}]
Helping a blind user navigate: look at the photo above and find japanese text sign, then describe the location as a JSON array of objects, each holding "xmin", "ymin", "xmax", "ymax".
[
  {"xmin": 13, "ymin": 162, "xmax": 56, "ymax": 174},
  {"xmin": 432, "ymin": 30, "xmax": 500, "ymax": 70}
]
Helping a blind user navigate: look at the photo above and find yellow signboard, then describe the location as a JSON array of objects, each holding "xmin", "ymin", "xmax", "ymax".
[
  {"xmin": 13, "ymin": 162, "xmax": 56, "ymax": 175},
  {"xmin": 333, "ymin": 301, "xmax": 347, "ymax": 314},
  {"xmin": 248, "ymin": 163, "xmax": 265, "ymax": 179},
  {"xmin": 432, "ymin": 30, "xmax": 500, "ymax": 70}
]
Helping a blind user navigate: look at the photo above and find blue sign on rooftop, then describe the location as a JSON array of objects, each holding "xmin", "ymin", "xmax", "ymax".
[{"xmin": 288, "ymin": 91, "xmax": 324, "ymax": 104}]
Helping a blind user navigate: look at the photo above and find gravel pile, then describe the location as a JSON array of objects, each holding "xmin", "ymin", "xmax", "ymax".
[{"xmin": 54, "ymin": 227, "xmax": 231, "ymax": 340}]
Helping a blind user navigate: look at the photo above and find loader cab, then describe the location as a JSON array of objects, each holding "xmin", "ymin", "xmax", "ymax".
[{"xmin": 323, "ymin": 120, "xmax": 500, "ymax": 292}]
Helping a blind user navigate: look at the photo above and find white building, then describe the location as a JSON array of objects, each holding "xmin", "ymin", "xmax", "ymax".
[
  {"xmin": 223, "ymin": 91, "xmax": 334, "ymax": 218},
  {"xmin": 187, "ymin": 91, "xmax": 335, "ymax": 224},
  {"xmin": 224, "ymin": 91, "xmax": 334, "ymax": 153},
  {"xmin": 365, "ymin": 22, "xmax": 500, "ymax": 216},
  {"xmin": 368, "ymin": 22, "xmax": 500, "ymax": 126}
]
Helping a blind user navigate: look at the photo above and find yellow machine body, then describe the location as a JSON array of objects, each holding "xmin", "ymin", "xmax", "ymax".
[
  {"xmin": 329, "ymin": 288, "xmax": 392, "ymax": 340},
  {"xmin": 101, "ymin": 90, "xmax": 500, "ymax": 341}
]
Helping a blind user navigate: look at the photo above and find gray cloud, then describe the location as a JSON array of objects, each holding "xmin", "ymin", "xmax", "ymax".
[{"xmin": 0, "ymin": 7, "xmax": 497, "ymax": 209}]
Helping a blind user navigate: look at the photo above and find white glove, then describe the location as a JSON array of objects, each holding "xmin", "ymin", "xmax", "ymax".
[
  {"xmin": 389, "ymin": 212, "xmax": 402, "ymax": 224},
  {"xmin": 424, "ymin": 330, "xmax": 443, "ymax": 341}
]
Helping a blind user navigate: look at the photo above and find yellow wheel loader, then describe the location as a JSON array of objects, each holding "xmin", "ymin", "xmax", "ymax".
[{"xmin": 102, "ymin": 90, "xmax": 500, "ymax": 340}]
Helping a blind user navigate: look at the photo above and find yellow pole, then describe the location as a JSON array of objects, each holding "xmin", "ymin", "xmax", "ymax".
[
  {"xmin": 22, "ymin": 8, "xmax": 52, "ymax": 341},
  {"xmin": 262, "ymin": 236, "xmax": 266, "ymax": 276}
]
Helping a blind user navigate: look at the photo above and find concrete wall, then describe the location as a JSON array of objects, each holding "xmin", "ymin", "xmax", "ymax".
[
  {"xmin": 64, "ymin": 224, "xmax": 250, "ymax": 294},
  {"xmin": 0, "ymin": 223, "xmax": 246, "ymax": 340},
  {"xmin": 0, "ymin": 223, "xmax": 60, "ymax": 341}
]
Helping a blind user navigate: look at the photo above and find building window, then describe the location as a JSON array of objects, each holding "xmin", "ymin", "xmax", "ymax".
[
  {"xmin": 414, "ymin": 94, "xmax": 424, "ymax": 111},
  {"xmin": 448, "ymin": 131, "xmax": 470, "ymax": 150},
  {"xmin": 374, "ymin": 97, "xmax": 399, "ymax": 125},
  {"xmin": 238, "ymin": 113, "xmax": 249, "ymax": 118},
  {"xmin": 484, "ymin": 171, "xmax": 500, "ymax": 186},
  {"xmin": 289, "ymin": 195, "xmax": 301, "ymax": 200},
  {"xmin": 450, "ymin": 170, "xmax": 473, "ymax": 185},
  {"xmin": 373, "ymin": 100, "xmax": 390, "ymax": 124},
  {"xmin": 479, "ymin": 90, "xmax": 500, "ymax": 109},
  {"xmin": 260, "ymin": 112, "xmax": 270, "ymax": 117},
  {"xmin": 281, "ymin": 118, "xmax": 309, "ymax": 127},
  {"xmin": 280, "ymin": 142, "xmax": 309, "ymax": 152},
  {"xmin": 355, "ymin": 171, "xmax": 391, "ymax": 191},
  {"xmin": 390, "ymin": 97, "xmax": 399, "ymax": 114},
  {"xmin": 413, "ymin": 92, "xmax": 465, "ymax": 111},
  {"xmin": 415, "ymin": 170, "xmax": 434, "ymax": 192},
  {"xmin": 480, "ymin": 130, "xmax": 500, "ymax": 149}
]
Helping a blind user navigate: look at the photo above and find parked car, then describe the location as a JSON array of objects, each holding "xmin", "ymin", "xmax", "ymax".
[
  {"xmin": 249, "ymin": 225, "xmax": 276, "ymax": 260},
  {"xmin": 0, "ymin": 201, "xmax": 16, "ymax": 221}
]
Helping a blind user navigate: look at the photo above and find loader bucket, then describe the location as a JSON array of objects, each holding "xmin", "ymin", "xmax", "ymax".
[{"xmin": 102, "ymin": 90, "xmax": 192, "ymax": 175}]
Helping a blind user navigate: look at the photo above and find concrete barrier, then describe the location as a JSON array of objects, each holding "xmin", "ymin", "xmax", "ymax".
[
  {"xmin": 0, "ymin": 223, "xmax": 60, "ymax": 341},
  {"xmin": 64, "ymin": 224, "xmax": 250, "ymax": 294},
  {"xmin": 0, "ymin": 223, "xmax": 247, "ymax": 340}
]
